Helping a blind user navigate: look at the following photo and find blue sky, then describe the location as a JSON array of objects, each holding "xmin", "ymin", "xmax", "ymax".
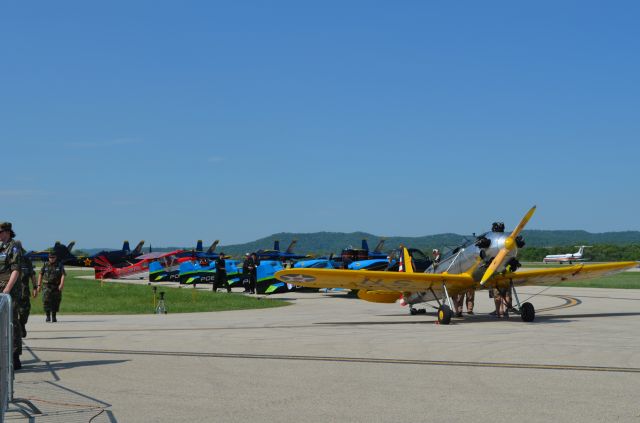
[{"xmin": 2, "ymin": 1, "xmax": 639, "ymax": 249}]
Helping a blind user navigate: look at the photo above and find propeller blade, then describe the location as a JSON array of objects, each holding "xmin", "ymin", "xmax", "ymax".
[
  {"xmin": 510, "ymin": 205, "xmax": 536, "ymax": 239},
  {"xmin": 480, "ymin": 248, "xmax": 509, "ymax": 285},
  {"xmin": 480, "ymin": 206, "xmax": 536, "ymax": 285}
]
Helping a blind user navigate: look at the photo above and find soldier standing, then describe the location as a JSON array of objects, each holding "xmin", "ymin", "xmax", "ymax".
[
  {"xmin": 214, "ymin": 253, "xmax": 230, "ymax": 293},
  {"xmin": 0, "ymin": 222, "xmax": 24, "ymax": 369},
  {"xmin": 18, "ymin": 248, "xmax": 37, "ymax": 337},
  {"xmin": 36, "ymin": 251, "xmax": 65, "ymax": 323}
]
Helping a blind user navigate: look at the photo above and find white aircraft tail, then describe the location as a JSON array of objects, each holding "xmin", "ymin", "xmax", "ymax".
[{"xmin": 575, "ymin": 245, "xmax": 592, "ymax": 257}]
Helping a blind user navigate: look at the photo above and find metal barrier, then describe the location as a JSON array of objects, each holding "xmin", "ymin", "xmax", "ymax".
[
  {"xmin": 0, "ymin": 294, "xmax": 40, "ymax": 422},
  {"xmin": 0, "ymin": 294, "xmax": 12, "ymax": 422}
]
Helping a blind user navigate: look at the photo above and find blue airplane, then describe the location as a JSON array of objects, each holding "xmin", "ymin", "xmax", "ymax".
[
  {"xmin": 147, "ymin": 240, "xmax": 219, "ymax": 282},
  {"xmin": 178, "ymin": 258, "xmax": 242, "ymax": 286},
  {"xmin": 25, "ymin": 241, "xmax": 76, "ymax": 263},
  {"xmin": 255, "ymin": 240, "xmax": 309, "ymax": 261}
]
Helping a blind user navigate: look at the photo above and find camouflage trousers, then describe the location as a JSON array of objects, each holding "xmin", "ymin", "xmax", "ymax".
[
  {"xmin": 18, "ymin": 290, "xmax": 31, "ymax": 327},
  {"xmin": 42, "ymin": 285, "xmax": 62, "ymax": 313},
  {"xmin": 0, "ymin": 283, "xmax": 22, "ymax": 356}
]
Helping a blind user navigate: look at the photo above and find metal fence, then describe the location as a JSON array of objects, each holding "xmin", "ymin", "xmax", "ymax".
[{"xmin": 0, "ymin": 294, "xmax": 12, "ymax": 422}]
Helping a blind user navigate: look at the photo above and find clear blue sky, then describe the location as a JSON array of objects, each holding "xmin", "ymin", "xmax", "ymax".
[{"xmin": 2, "ymin": 1, "xmax": 639, "ymax": 250}]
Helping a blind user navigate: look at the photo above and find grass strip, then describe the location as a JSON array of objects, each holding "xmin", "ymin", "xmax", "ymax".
[{"xmin": 29, "ymin": 270, "xmax": 290, "ymax": 315}]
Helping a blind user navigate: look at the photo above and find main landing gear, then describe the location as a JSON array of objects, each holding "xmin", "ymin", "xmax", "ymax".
[
  {"xmin": 510, "ymin": 280, "xmax": 536, "ymax": 322},
  {"xmin": 407, "ymin": 285, "xmax": 457, "ymax": 324},
  {"xmin": 437, "ymin": 305, "xmax": 453, "ymax": 325}
]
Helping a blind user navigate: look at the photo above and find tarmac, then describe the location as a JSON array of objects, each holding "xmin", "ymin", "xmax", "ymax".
[{"xmin": 6, "ymin": 285, "xmax": 640, "ymax": 422}]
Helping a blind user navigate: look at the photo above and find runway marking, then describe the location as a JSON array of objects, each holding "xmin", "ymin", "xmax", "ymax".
[
  {"xmin": 537, "ymin": 295, "xmax": 581, "ymax": 312},
  {"xmin": 28, "ymin": 347, "xmax": 640, "ymax": 374}
]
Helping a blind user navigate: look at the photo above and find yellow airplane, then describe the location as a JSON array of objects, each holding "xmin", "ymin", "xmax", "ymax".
[{"xmin": 275, "ymin": 206, "xmax": 638, "ymax": 324}]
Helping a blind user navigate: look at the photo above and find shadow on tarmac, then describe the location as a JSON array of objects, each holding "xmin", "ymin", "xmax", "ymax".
[
  {"xmin": 25, "ymin": 336, "xmax": 105, "ymax": 341},
  {"xmin": 21, "ymin": 359, "xmax": 130, "ymax": 374},
  {"xmin": 315, "ymin": 311, "xmax": 640, "ymax": 326}
]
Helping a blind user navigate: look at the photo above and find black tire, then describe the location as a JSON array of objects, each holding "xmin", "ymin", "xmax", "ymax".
[
  {"xmin": 521, "ymin": 302, "xmax": 535, "ymax": 322},
  {"xmin": 410, "ymin": 307, "xmax": 418, "ymax": 315},
  {"xmin": 438, "ymin": 305, "xmax": 453, "ymax": 325}
]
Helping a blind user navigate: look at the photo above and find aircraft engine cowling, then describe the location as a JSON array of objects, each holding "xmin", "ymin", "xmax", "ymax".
[
  {"xmin": 478, "ymin": 232, "xmax": 519, "ymax": 272},
  {"xmin": 357, "ymin": 290, "xmax": 402, "ymax": 304}
]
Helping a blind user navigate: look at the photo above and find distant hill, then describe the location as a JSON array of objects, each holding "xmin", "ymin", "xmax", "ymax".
[
  {"xmin": 217, "ymin": 230, "xmax": 640, "ymax": 257},
  {"xmin": 81, "ymin": 230, "xmax": 640, "ymax": 258}
]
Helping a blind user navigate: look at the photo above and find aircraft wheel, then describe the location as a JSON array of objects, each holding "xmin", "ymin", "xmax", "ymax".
[
  {"xmin": 438, "ymin": 305, "xmax": 453, "ymax": 325},
  {"xmin": 521, "ymin": 302, "xmax": 535, "ymax": 322}
]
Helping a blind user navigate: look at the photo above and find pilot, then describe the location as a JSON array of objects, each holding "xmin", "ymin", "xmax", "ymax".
[
  {"xmin": 242, "ymin": 253, "xmax": 253, "ymax": 293},
  {"xmin": 432, "ymin": 249, "xmax": 441, "ymax": 266},
  {"xmin": 0, "ymin": 222, "xmax": 24, "ymax": 369},
  {"xmin": 36, "ymin": 250, "xmax": 66, "ymax": 323},
  {"xmin": 214, "ymin": 253, "xmax": 230, "ymax": 293}
]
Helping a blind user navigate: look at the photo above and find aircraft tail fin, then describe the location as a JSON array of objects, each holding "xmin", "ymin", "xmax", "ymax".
[
  {"xmin": 274, "ymin": 240, "xmax": 280, "ymax": 251},
  {"xmin": 575, "ymin": 245, "xmax": 592, "ymax": 256},
  {"xmin": 67, "ymin": 241, "xmax": 76, "ymax": 252},
  {"xmin": 196, "ymin": 240, "xmax": 203, "ymax": 252},
  {"xmin": 207, "ymin": 240, "xmax": 219, "ymax": 254},
  {"xmin": 285, "ymin": 240, "xmax": 297, "ymax": 254},
  {"xmin": 373, "ymin": 239, "xmax": 385, "ymax": 253},
  {"xmin": 122, "ymin": 241, "xmax": 131, "ymax": 252},
  {"xmin": 362, "ymin": 239, "xmax": 369, "ymax": 251},
  {"xmin": 53, "ymin": 242, "xmax": 74, "ymax": 262},
  {"xmin": 133, "ymin": 241, "xmax": 145, "ymax": 255},
  {"xmin": 399, "ymin": 247, "xmax": 415, "ymax": 273}
]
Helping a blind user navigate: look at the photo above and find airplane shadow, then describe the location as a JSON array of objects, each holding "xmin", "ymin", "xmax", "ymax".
[{"xmin": 315, "ymin": 312, "xmax": 640, "ymax": 327}]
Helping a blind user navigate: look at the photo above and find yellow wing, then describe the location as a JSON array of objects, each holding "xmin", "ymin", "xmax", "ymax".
[
  {"xmin": 275, "ymin": 268, "xmax": 475, "ymax": 294},
  {"xmin": 492, "ymin": 262, "xmax": 638, "ymax": 287}
]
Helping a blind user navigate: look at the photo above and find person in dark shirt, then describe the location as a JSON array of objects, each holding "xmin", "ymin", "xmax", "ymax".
[{"xmin": 214, "ymin": 253, "xmax": 230, "ymax": 293}]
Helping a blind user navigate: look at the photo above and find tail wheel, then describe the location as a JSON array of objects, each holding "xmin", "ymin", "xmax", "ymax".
[
  {"xmin": 438, "ymin": 305, "xmax": 453, "ymax": 325},
  {"xmin": 521, "ymin": 302, "xmax": 535, "ymax": 322}
]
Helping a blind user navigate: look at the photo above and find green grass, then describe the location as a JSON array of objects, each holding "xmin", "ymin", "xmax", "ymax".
[
  {"xmin": 556, "ymin": 271, "xmax": 640, "ymax": 289},
  {"xmin": 29, "ymin": 270, "xmax": 290, "ymax": 315}
]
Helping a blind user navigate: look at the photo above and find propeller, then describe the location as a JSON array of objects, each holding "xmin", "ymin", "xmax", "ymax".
[{"xmin": 480, "ymin": 206, "xmax": 536, "ymax": 286}]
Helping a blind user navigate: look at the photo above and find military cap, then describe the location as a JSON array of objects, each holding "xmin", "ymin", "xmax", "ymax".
[{"xmin": 0, "ymin": 222, "xmax": 12, "ymax": 232}]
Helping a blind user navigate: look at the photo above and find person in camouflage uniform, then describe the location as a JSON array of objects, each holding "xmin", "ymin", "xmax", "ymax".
[
  {"xmin": 18, "ymin": 248, "xmax": 36, "ymax": 338},
  {"xmin": 36, "ymin": 250, "xmax": 65, "ymax": 323},
  {"xmin": 0, "ymin": 222, "xmax": 24, "ymax": 370}
]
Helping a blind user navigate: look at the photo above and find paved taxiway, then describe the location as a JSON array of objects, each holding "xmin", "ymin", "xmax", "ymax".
[{"xmin": 10, "ymin": 286, "xmax": 640, "ymax": 422}]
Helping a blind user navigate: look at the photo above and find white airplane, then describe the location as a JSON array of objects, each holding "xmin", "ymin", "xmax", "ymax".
[{"xmin": 543, "ymin": 246, "xmax": 591, "ymax": 264}]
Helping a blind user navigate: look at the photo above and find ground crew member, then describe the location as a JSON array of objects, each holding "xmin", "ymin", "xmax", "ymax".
[
  {"xmin": 214, "ymin": 253, "xmax": 230, "ymax": 292},
  {"xmin": 462, "ymin": 287, "xmax": 475, "ymax": 315},
  {"xmin": 452, "ymin": 293, "xmax": 464, "ymax": 317},
  {"xmin": 242, "ymin": 253, "xmax": 251, "ymax": 293},
  {"xmin": 0, "ymin": 222, "xmax": 24, "ymax": 369},
  {"xmin": 18, "ymin": 248, "xmax": 37, "ymax": 337},
  {"xmin": 248, "ymin": 253, "xmax": 258, "ymax": 294},
  {"xmin": 37, "ymin": 251, "xmax": 65, "ymax": 322}
]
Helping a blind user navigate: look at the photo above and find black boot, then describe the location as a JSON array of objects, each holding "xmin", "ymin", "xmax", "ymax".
[
  {"xmin": 46, "ymin": 312, "xmax": 51, "ymax": 322},
  {"xmin": 52, "ymin": 312, "xmax": 57, "ymax": 323},
  {"xmin": 13, "ymin": 353, "xmax": 22, "ymax": 370}
]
